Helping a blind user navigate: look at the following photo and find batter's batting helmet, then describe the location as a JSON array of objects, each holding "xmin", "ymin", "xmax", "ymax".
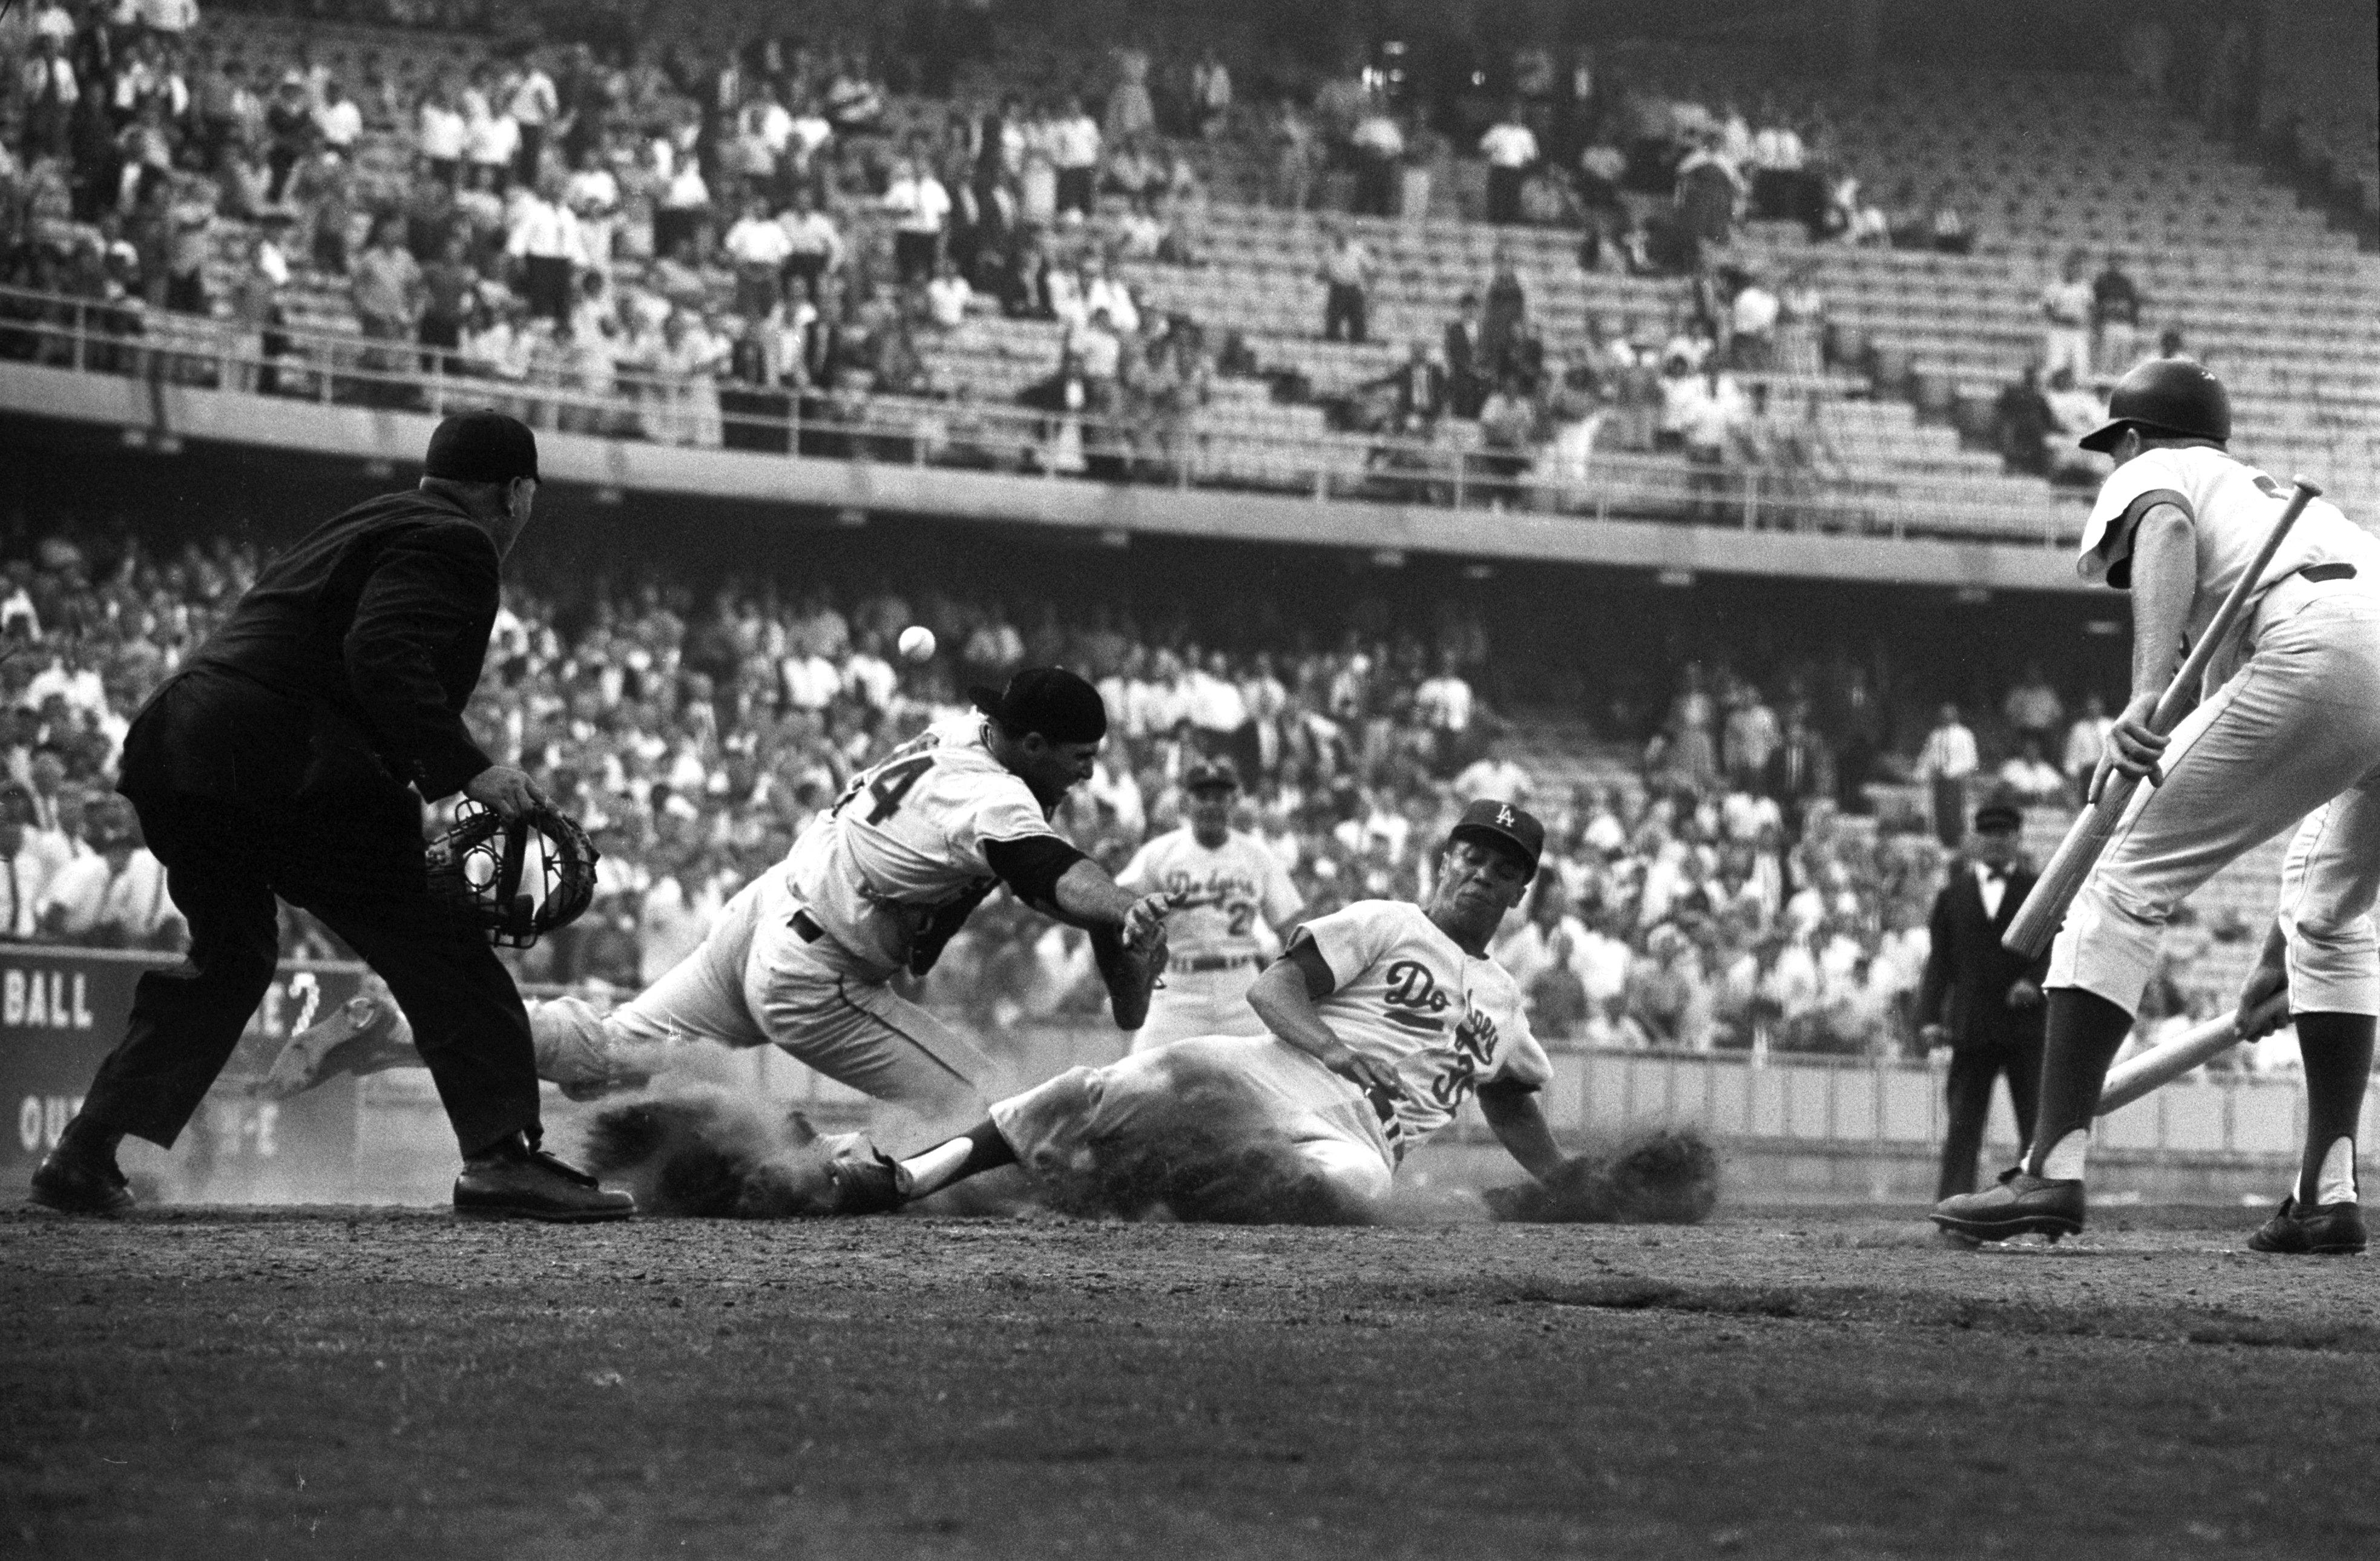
[{"xmin": 2077, "ymin": 357, "xmax": 2230, "ymax": 453}]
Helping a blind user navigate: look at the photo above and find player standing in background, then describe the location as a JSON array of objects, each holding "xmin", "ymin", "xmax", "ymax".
[
  {"xmin": 1115, "ymin": 758, "xmax": 1303, "ymax": 1051},
  {"xmin": 264, "ymin": 668, "xmax": 1172, "ymax": 1139},
  {"xmin": 1935, "ymin": 360, "xmax": 2380, "ymax": 1252},
  {"xmin": 817, "ymin": 800, "xmax": 1570, "ymax": 1221}
]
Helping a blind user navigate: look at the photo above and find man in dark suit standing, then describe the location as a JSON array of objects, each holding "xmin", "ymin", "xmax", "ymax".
[
  {"xmin": 1444, "ymin": 292, "xmax": 1485, "ymax": 419},
  {"xmin": 30, "ymin": 410, "xmax": 632, "ymax": 1221},
  {"xmin": 1917, "ymin": 797, "xmax": 2049, "ymax": 1201}
]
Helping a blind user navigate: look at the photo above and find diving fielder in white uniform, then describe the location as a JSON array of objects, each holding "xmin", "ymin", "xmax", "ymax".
[
  {"xmin": 1114, "ymin": 758, "xmax": 1303, "ymax": 1051},
  {"xmin": 816, "ymin": 799, "xmax": 1573, "ymax": 1220},
  {"xmin": 1936, "ymin": 359, "xmax": 2380, "ymax": 1253},
  {"xmin": 263, "ymin": 668, "xmax": 1171, "ymax": 1135}
]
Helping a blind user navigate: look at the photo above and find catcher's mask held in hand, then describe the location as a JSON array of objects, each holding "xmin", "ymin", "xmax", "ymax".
[{"xmin": 426, "ymin": 800, "xmax": 601, "ymax": 948}]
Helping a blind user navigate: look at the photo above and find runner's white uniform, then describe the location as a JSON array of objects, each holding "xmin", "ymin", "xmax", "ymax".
[
  {"xmin": 990, "ymin": 897, "xmax": 1551, "ymax": 1207},
  {"xmin": 2054, "ymin": 447, "xmax": 2380, "ymax": 1015},
  {"xmin": 528, "ymin": 717, "xmax": 1063, "ymax": 1126},
  {"xmin": 1115, "ymin": 825, "xmax": 1303, "ymax": 1050}
]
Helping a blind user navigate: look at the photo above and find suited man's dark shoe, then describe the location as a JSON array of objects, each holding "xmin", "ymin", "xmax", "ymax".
[
  {"xmin": 454, "ymin": 1134, "xmax": 634, "ymax": 1222},
  {"xmin": 2247, "ymin": 1196, "xmax": 2367, "ymax": 1255},
  {"xmin": 1931, "ymin": 1168, "xmax": 2084, "ymax": 1241},
  {"xmin": 27, "ymin": 1148, "xmax": 135, "ymax": 1217}
]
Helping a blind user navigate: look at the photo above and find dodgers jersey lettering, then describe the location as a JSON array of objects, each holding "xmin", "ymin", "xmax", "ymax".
[
  {"xmin": 1116, "ymin": 826, "xmax": 1302, "ymax": 962},
  {"xmin": 1294, "ymin": 898, "xmax": 1550, "ymax": 1157},
  {"xmin": 2080, "ymin": 447, "xmax": 2379, "ymax": 668},
  {"xmin": 784, "ymin": 717, "xmax": 1059, "ymax": 977}
]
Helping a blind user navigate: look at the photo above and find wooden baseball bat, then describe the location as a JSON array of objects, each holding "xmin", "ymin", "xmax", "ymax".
[
  {"xmin": 2095, "ymin": 995, "xmax": 2290, "ymax": 1115},
  {"xmin": 2004, "ymin": 476, "xmax": 2325, "ymax": 958}
]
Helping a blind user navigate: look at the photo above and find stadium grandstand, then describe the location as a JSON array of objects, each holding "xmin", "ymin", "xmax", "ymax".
[{"xmin": 0, "ymin": 0, "xmax": 2372, "ymax": 1070}]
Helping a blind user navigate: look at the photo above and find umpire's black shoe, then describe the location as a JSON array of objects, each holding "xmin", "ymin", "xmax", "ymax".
[
  {"xmin": 821, "ymin": 1149, "xmax": 910, "ymax": 1215},
  {"xmin": 2247, "ymin": 1196, "xmax": 2367, "ymax": 1255},
  {"xmin": 27, "ymin": 1147, "xmax": 134, "ymax": 1217},
  {"xmin": 1931, "ymin": 1168, "xmax": 2085, "ymax": 1241},
  {"xmin": 455, "ymin": 1134, "xmax": 634, "ymax": 1223}
]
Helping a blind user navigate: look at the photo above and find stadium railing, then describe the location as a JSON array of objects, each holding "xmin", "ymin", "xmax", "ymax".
[{"xmin": 0, "ymin": 282, "xmax": 2085, "ymax": 548}]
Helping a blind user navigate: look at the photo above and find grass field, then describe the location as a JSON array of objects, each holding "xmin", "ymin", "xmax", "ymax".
[{"xmin": 5, "ymin": 1203, "xmax": 2378, "ymax": 1560}]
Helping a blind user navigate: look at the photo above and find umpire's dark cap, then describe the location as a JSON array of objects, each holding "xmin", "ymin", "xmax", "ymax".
[
  {"xmin": 1185, "ymin": 757, "xmax": 1240, "ymax": 792},
  {"xmin": 424, "ymin": 409, "xmax": 540, "ymax": 484},
  {"xmin": 1449, "ymin": 798, "xmax": 1545, "ymax": 879},
  {"xmin": 1974, "ymin": 798, "xmax": 2024, "ymax": 834},
  {"xmin": 970, "ymin": 667, "xmax": 1107, "ymax": 744}
]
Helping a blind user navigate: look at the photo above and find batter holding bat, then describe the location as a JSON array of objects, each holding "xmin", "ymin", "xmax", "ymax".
[{"xmin": 1935, "ymin": 359, "xmax": 2380, "ymax": 1252}]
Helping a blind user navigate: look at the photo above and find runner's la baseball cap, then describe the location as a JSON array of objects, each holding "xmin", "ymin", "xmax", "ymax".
[
  {"xmin": 1448, "ymin": 798, "xmax": 1544, "ymax": 879},
  {"xmin": 969, "ymin": 666, "xmax": 1108, "ymax": 744}
]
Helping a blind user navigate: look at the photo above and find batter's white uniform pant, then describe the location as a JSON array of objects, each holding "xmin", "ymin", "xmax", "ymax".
[
  {"xmin": 531, "ymin": 868, "xmax": 996, "ymax": 1123},
  {"xmin": 1126, "ymin": 956, "xmax": 1264, "ymax": 1052},
  {"xmin": 2051, "ymin": 585, "xmax": 2380, "ymax": 1017},
  {"xmin": 990, "ymin": 1033, "xmax": 1397, "ymax": 1208}
]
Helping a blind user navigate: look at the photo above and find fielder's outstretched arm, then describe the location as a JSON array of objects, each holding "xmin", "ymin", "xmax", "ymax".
[
  {"xmin": 985, "ymin": 836, "xmax": 1170, "ymax": 946},
  {"xmin": 1475, "ymin": 1080, "xmax": 1566, "ymax": 1182}
]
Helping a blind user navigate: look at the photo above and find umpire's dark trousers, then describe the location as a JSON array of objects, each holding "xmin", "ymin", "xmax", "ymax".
[
  {"xmin": 1936, "ymin": 1033, "xmax": 2044, "ymax": 1200},
  {"xmin": 82, "ymin": 783, "xmax": 541, "ymax": 1157}
]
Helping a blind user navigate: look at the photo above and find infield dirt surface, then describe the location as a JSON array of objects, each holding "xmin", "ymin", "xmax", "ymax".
[{"xmin": 5, "ymin": 1202, "xmax": 2377, "ymax": 1561}]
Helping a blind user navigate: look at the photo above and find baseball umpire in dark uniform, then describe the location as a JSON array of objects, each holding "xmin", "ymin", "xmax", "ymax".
[
  {"xmin": 30, "ymin": 410, "xmax": 632, "ymax": 1221},
  {"xmin": 1916, "ymin": 795, "xmax": 2050, "ymax": 1200}
]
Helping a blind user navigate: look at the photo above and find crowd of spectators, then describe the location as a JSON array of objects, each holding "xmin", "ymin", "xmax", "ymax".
[{"xmin": 0, "ymin": 504, "xmax": 2197, "ymax": 1061}]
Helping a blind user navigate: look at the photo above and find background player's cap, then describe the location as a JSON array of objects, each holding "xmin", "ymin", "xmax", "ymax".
[
  {"xmin": 1184, "ymin": 757, "xmax": 1240, "ymax": 792},
  {"xmin": 2077, "ymin": 357, "xmax": 2230, "ymax": 453},
  {"xmin": 424, "ymin": 409, "xmax": 540, "ymax": 484},
  {"xmin": 1448, "ymin": 798, "xmax": 1544, "ymax": 879},
  {"xmin": 970, "ymin": 666, "xmax": 1108, "ymax": 744}
]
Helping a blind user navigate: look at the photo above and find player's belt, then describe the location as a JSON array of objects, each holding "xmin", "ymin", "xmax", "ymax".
[
  {"xmin": 790, "ymin": 909, "xmax": 826, "ymax": 943},
  {"xmin": 2298, "ymin": 562, "xmax": 2358, "ymax": 583},
  {"xmin": 1182, "ymin": 953, "xmax": 1256, "ymax": 973}
]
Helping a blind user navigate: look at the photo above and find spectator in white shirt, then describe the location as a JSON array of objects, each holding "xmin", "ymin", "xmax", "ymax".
[
  {"xmin": 39, "ymin": 813, "xmax": 179, "ymax": 950},
  {"xmin": 924, "ymin": 257, "xmax": 972, "ymax": 328},
  {"xmin": 882, "ymin": 158, "xmax": 950, "ymax": 284},
  {"xmin": 1913, "ymin": 703, "xmax": 1981, "ymax": 847},
  {"xmin": 1996, "ymin": 735, "xmax": 2068, "ymax": 806},
  {"xmin": 1479, "ymin": 105, "xmax": 1539, "ymax": 226},
  {"xmin": 1729, "ymin": 274, "xmax": 1780, "ymax": 370},
  {"xmin": 416, "ymin": 82, "xmax": 465, "ymax": 185},
  {"xmin": 1414, "ymin": 652, "xmax": 1474, "ymax": 773},
  {"xmin": 314, "ymin": 79, "xmax": 363, "ymax": 156},
  {"xmin": 504, "ymin": 59, "xmax": 558, "ymax": 185},
  {"xmin": 723, "ymin": 194, "xmax": 792, "ymax": 318},
  {"xmin": 1455, "ymin": 736, "xmax": 1535, "ymax": 805},
  {"xmin": 0, "ymin": 794, "xmax": 60, "ymax": 941},
  {"xmin": 2039, "ymin": 249, "xmax": 2093, "ymax": 382},
  {"xmin": 1050, "ymin": 96, "xmax": 1102, "ymax": 220},
  {"xmin": 465, "ymin": 96, "xmax": 519, "ymax": 192},
  {"xmin": 506, "ymin": 180, "xmax": 582, "ymax": 323},
  {"xmin": 778, "ymin": 191, "xmax": 843, "ymax": 301}
]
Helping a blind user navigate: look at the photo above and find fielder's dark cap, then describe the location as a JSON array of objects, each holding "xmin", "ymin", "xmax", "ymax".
[
  {"xmin": 1449, "ymin": 797, "xmax": 1545, "ymax": 879},
  {"xmin": 424, "ymin": 409, "xmax": 540, "ymax": 484},
  {"xmin": 1185, "ymin": 757, "xmax": 1240, "ymax": 792},
  {"xmin": 2078, "ymin": 357, "xmax": 2229, "ymax": 454},
  {"xmin": 970, "ymin": 666, "xmax": 1107, "ymax": 744},
  {"xmin": 1973, "ymin": 798, "xmax": 2023, "ymax": 834}
]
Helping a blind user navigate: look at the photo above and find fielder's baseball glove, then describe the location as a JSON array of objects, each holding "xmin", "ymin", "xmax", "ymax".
[
  {"xmin": 426, "ymin": 800, "xmax": 601, "ymax": 948},
  {"xmin": 1090, "ymin": 919, "xmax": 1171, "ymax": 1031}
]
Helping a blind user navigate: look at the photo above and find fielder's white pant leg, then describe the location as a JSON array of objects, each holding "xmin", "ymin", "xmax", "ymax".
[
  {"xmin": 1128, "ymin": 963, "xmax": 1265, "ymax": 1053},
  {"xmin": 742, "ymin": 881, "xmax": 995, "ymax": 1123},
  {"xmin": 526, "ymin": 875, "xmax": 771, "ymax": 1086},
  {"xmin": 991, "ymin": 1034, "xmax": 1395, "ymax": 1200},
  {"xmin": 2279, "ymin": 785, "xmax": 2380, "ymax": 1017},
  {"xmin": 2050, "ymin": 599, "xmax": 2380, "ymax": 1014}
]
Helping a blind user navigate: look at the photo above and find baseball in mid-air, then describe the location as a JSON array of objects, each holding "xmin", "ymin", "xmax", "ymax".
[{"xmin": 898, "ymin": 626, "xmax": 937, "ymax": 663}]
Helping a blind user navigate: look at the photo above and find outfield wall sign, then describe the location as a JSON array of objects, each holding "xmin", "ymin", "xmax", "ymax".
[{"xmin": 2, "ymin": 949, "xmax": 366, "ymax": 1200}]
